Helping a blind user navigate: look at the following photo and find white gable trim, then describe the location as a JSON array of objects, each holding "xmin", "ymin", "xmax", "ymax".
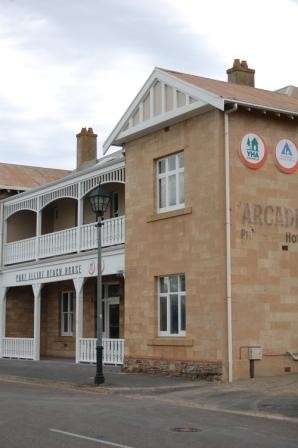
[
  {"xmin": 103, "ymin": 68, "xmax": 224, "ymax": 153},
  {"xmin": 156, "ymin": 69, "xmax": 224, "ymax": 109},
  {"xmin": 114, "ymin": 101, "xmax": 211, "ymax": 146}
]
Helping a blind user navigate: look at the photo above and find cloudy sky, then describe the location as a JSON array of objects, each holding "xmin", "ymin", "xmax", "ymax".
[{"xmin": 0, "ymin": 0, "xmax": 297, "ymax": 170}]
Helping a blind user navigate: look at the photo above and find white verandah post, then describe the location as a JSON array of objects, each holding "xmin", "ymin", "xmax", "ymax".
[
  {"xmin": 77, "ymin": 183, "xmax": 83, "ymax": 253},
  {"xmin": 33, "ymin": 283, "xmax": 43, "ymax": 361},
  {"xmin": 0, "ymin": 287, "xmax": 7, "ymax": 358},
  {"xmin": 74, "ymin": 277, "xmax": 85, "ymax": 363},
  {"xmin": 35, "ymin": 198, "xmax": 42, "ymax": 260}
]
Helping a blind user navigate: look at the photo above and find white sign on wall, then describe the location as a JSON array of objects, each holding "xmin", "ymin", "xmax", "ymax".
[
  {"xmin": 239, "ymin": 133, "xmax": 267, "ymax": 169},
  {"xmin": 274, "ymin": 139, "xmax": 298, "ymax": 174}
]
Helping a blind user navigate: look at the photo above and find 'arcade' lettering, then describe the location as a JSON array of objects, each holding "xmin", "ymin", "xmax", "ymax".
[{"xmin": 242, "ymin": 203, "xmax": 298, "ymax": 229}]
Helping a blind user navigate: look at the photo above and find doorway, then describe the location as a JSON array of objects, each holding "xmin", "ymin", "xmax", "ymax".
[
  {"xmin": 107, "ymin": 300, "xmax": 120, "ymax": 339},
  {"xmin": 102, "ymin": 283, "xmax": 120, "ymax": 339}
]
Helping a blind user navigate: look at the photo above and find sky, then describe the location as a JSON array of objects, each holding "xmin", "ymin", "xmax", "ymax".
[{"xmin": 0, "ymin": 0, "xmax": 297, "ymax": 170}]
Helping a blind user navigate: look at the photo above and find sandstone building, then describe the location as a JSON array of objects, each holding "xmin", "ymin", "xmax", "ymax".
[{"xmin": 0, "ymin": 60, "xmax": 297, "ymax": 381}]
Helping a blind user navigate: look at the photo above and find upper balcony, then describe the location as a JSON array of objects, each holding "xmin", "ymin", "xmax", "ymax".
[
  {"xmin": 3, "ymin": 215, "xmax": 125, "ymax": 265},
  {"xmin": 1, "ymin": 155, "xmax": 125, "ymax": 267}
]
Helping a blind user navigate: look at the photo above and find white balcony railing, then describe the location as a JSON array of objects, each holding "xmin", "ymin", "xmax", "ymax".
[
  {"xmin": 3, "ymin": 216, "xmax": 125, "ymax": 265},
  {"xmin": 4, "ymin": 237, "xmax": 37, "ymax": 264},
  {"xmin": 0, "ymin": 338, "xmax": 34, "ymax": 359},
  {"xmin": 79, "ymin": 338, "xmax": 124, "ymax": 365},
  {"xmin": 0, "ymin": 337, "xmax": 124, "ymax": 365},
  {"xmin": 39, "ymin": 227, "xmax": 77, "ymax": 259}
]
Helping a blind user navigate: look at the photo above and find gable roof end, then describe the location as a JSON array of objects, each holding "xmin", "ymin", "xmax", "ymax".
[
  {"xmin": 103, "ymin": 67, "xmax": 225, "ymax": 153},
  {"xmin": 104, "ymin": 67, "xmax": 298, "ymax": 153}
]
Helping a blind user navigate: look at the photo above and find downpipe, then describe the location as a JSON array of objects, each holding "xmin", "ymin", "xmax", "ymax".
[{"xmin": 224, "ymin": 103, "xmax": 238, "ymax": 383}]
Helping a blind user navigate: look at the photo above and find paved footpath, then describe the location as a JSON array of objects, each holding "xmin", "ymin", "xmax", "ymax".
[{"xmin": 0, "ymin": 358, "xmax": 297, "ymax": 421}]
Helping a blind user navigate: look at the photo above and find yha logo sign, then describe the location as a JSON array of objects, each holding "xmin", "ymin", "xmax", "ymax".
[
  {"xmin": 239, "ymin": 133, "xmax": 267, "ymax": 169},
  {"xmin": 239, "ymin": 134, "xmax": 297, "ymax": 174}
]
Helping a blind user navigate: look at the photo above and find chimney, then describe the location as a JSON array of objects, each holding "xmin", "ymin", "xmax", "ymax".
[
  {"xmin": 226, "ymin": 59, "xmax": 255, "ymax": 87},
  {"xmin": 76, "ymin": 127, "xmax": 97, "ymax": 170}
]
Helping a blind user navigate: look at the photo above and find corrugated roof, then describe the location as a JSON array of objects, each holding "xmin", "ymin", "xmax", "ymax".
[
  {"xmin": 161, "ymin": 68, "xmax": 298, "ymax": 114},
  {"xmin": 0, "ymin": 162, "xmax": 71, "ymax": 191}
]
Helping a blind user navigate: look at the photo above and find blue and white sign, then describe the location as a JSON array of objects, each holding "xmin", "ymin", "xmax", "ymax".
[{"xmin": 274, "ymin": 139, "xmax": 297, "ymax": 174}]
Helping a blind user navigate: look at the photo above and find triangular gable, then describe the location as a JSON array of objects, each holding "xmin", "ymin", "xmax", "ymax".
[{"xmin": 103, "ymin": 68, "xmax": 224, "ymax": 153}]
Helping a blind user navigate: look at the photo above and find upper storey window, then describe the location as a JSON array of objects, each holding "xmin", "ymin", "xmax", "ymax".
[{"xmin": 157, "ymin": 151, "xmax": 184, "ymax": 213}]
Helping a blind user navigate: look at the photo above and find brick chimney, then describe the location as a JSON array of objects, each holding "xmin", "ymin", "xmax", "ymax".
[
  {"xmin": 76, "ymin": 127, "xmax": 97, "ymax": 170},
  {"xmin": 226, "ymin": 59, "xmax": 255, "ymax": 87}
]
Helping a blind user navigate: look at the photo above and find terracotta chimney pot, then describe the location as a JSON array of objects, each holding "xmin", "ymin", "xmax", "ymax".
[
  {"xmin": 227, "ymin": 59, "xmax": 255, "ymax": 87},
  {"xmin": 76, "ymin": 127, "xmax": 97, "ymax": 169}
]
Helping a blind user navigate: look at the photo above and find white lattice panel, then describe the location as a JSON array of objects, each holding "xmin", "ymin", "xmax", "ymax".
[
  {"xmin": 4, "ymin": 197, "xmax": 38, "ymax": 219},
  {"xmin": 81, "ymin": 166, "xmax": 125, "ymax": 197},
  {"xmin": 40, "ymin": 183, "xmax": 79, "ymax": 209},
  {"xmin": 3, "ymin": 163, "xmax": 125, "ymax": 218}
]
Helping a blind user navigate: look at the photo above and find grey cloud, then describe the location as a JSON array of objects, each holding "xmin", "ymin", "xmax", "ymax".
[
  {"xmin": 4, "ymin": 0, "xmax": 219, "ymax": 72},
  {"xmin": 0, "ymin": 114, "xmax": 76, "ymax": 168},
  {"xmin": 0, "ymin": 0, "xmax": 223, "ymax": 169}
]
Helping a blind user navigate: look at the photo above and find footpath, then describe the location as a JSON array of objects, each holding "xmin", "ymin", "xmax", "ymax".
[{"xmin": 0, "ymin": 358, "xmax": 297, "ymax": 421}]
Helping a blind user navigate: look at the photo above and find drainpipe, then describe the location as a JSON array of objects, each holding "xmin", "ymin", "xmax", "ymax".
[{"xmin": 224, "ymin": 103, "xmax": 238, "ymax": 383}]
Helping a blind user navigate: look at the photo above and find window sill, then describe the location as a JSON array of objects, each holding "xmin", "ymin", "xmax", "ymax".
[
  {"xmin": 148, "ymin": 337, "xmax": 193, "ymax": 347},
  {"xmin": 147, "ymin": 206, "xmax": 192, "ymax": 223}
]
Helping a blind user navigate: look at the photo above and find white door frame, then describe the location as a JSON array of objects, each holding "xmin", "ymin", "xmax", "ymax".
[{"xmin": 102, "ymin": 282, "xmax": 120, "ymax": 339}]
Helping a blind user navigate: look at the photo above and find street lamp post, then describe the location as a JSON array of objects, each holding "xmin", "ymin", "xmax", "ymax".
[{"xmin": 89, "ymin": 185, "xmax": 111, "ymax": 384}]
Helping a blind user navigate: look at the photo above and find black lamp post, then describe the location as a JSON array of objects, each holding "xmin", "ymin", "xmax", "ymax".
[{"xmin": 89, "ymin": 185, "xmax": 110, "ymax": 384}]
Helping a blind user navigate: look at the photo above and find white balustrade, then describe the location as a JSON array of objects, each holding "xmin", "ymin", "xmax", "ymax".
[
  {"xmin": 3, "ymin": 216, "xmax": 125, "ymax": 265},
  {"xmin": 39, "ymin": 227, "xmax": 77, "ymax": 259},
  {"xmin": 0, "ymin": 337, "xmax": 124, "ymax": 364},
  {"xmin": 80, "ymin": 223, "xmax": 97, "ymax": 252},
  {"xmin": 3, "ymin": 237, "xmax": 36, "ymax": 265},
  {"xmin": 103, "ymin": 338, "xmax": 125, "ymax": 365},
  {"xmin": 79, "ymin": 338, "xmax": 124, "ymax": 365},
  {"xmin": 0, "ymin": 337, "xmax": 34, "ymax": 359},
  {"xmin": 102, "ymin": 216, "xmax": 125, "ymax": 246}
]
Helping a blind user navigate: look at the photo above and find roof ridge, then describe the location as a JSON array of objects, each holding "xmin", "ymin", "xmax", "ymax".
[
  {"xmin": 0, "ymin": 161, "xmax": 71, "ymax": 172},
  {"xmin": 157, "ymin": 67, "xmax": 298, "ymax": 100}
]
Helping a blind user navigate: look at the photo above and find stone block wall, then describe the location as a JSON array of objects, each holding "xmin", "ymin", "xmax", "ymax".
[
  {"xmin": 230, "ymin": 111, "xmax": 298, "ymax": 379},
  {"xmin": 123, "ymin": 356, "xmax": 222, "ymax": 380},
  {"xmin": 6, "ymin": 286, "xmax": 34, "ymax": 337},
  {"xmin": 124, "ymin": 110, "xmax": 227, "ymax": 378}
]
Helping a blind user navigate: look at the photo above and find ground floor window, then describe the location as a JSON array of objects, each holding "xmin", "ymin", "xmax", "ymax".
[
  {"xmin": 158, "ymin": 274, "xmax": 186, "ymax": 336},
  {"xmin": 61, "ymin": 291, "xmax": 74, "ymax": 336}
]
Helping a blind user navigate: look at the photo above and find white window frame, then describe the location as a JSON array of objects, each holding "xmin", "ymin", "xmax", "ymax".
[
  {"xmin": 156, "ymin": 151, "xmax": 184, "ymax": 213},
  {"xmin": 158, "ymin": 274, "xmax": 186, "ymax": 337},
  {"xmin": 61, "ymin": 291, "xmax": 74, "ymax": 336}
]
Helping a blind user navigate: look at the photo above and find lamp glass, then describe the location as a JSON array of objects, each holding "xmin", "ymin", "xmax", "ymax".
[{"xmin": 89, "ymin": 186, "xmax": 110, "ymax": 216}]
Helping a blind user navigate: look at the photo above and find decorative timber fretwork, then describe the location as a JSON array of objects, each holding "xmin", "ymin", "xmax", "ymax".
[
  {"xmin": 4, "ymin": 197, "xmax": 38, "ymax": 219},
  {"xmin": 40, "ymin": 183, "xmax": 79, "ymax": 209},
  {"xmin": 81, "ymin": 166, "xmax": 125, "ymax": 197},
  {"xmin": 3, "ymin": 163, "xmax": 125, "ymax": 220}
]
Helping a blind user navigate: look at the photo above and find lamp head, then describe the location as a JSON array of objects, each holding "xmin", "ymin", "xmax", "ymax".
[{"xmin": 89, "ymin": 185, "xmax": 110, "ymax": 218}]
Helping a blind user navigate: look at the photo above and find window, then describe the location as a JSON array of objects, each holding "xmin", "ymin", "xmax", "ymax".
[
  {"xmin": 158, "ymin": 274, "xmax": 186, "ymax": 336},
  {"xmin": 61, "ymin": 291, "xmax": 74, "ymax": 336},
  {"xmin": 157, "ymin": 151, "xmax": 184, "ymax": 212}
]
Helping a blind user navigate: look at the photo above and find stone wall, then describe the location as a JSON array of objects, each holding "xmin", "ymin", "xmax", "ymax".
[
  {"xmin": 123, "ymin": 356, "xmax": 222, "ymax": 380},
  {"xmin": 124, "ymin": 109, "xmax": 228, "ymax": 378},
  {"xmin": 229, "ymin": 111, "xmax": 298, "ymax": 379},
  {"xmin": 6, "ymin": 286, "xmax": 34, "ymax": 337}
]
